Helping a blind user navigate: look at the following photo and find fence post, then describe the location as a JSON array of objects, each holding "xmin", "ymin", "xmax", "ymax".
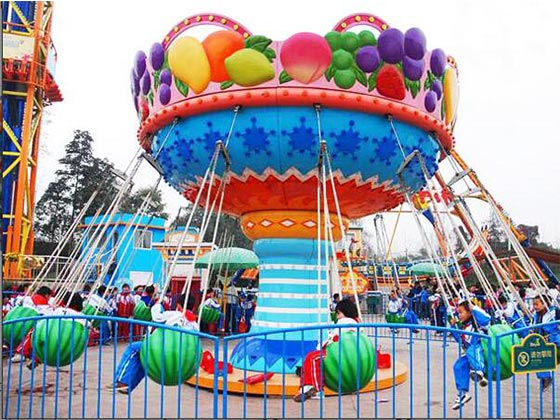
[
  {"xmin": 213, "ymin": 337, "xmax": 220, "ymax": 419},
  {"xmin": 495, "ymin": 334, "xmax": 501, "ymax": 418},
  {"xmin": 486, "ymin": 335, "xmax": 493, "ymax": 418},
  {"xmin": 222, "ymin": 337, "xmax": 229, "ymax": 419}
]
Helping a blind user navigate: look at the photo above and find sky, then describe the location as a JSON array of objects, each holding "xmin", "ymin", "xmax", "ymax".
[{"xmin": 38, "ymin": 0, "xmax": 560, "ymax": 254}]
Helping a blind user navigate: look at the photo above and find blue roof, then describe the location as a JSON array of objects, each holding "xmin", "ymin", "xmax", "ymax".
[{"xmin": 83, "ymin": 212, "xmax": 166, "ymax": 228}]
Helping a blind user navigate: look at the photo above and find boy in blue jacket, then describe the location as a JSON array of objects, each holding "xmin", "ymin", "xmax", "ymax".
[
  {"xmin": 532, "ymin": 295, "xmax": 559, "ymax": 392},
  {"xmin": 450, "ymin": 301, "xmax": 488, "ymax": 410}
]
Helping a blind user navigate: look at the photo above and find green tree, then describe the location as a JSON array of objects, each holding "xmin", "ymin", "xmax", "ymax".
[
  {"xmin": 120, "ymin": 187, "xmax": 168, "ymax": 219},
  {"xmin": 35, "ymin": 130, "xmax": 119, "ymax": 242},
  {"xmin": 35, "ymin": 180, "xmax": 71, "ymax": 242}
]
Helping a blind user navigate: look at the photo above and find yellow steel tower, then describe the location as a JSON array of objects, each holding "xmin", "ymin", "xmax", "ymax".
[{"xmin": 2, "ymin": 2, "xmax": 62, "ymax": 279}]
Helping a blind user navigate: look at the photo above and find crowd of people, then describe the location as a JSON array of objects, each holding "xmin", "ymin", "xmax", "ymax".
[
  {"xmin": 3, "ymin": 281, "xmax": 257, "ymax": 342},
  {"xmin": 382, "ymin": 277, "xmax": 560, "ymax": 409}
]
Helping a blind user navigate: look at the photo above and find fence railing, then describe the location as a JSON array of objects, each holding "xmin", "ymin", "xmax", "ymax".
[{"xmin": 2, "ymin": 315, "xmax": 558, "ymax": 418}]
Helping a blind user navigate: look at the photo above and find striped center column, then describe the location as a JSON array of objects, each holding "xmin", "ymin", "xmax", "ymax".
[{"xmin": 230, "ymin": 210, "xmax": 348, "ymax": 373}]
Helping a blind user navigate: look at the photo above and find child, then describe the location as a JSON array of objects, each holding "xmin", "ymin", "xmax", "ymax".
[
  {"xmin": 330, "ymin": 293, "xmax": 340, "ymax": 313},
  {"xmin": 140, "ymin": 285, "xmax": 156, "ymax": 307},
  {"xmin": 450, "ymin": 301, "xmax": 488, "ymax": 410},
  {"xmin": 387, "ymin": 289, "xmax": 403, "ymax": 333},
  {"xmin": 293, "ymin": 298, "xmax": 360, "ymax": 402},
  {"xmin": 133, "ymin": 285, "xmax": 144, "ymax": 304},
  {"xmin": 428, "ymin": 287, "xmax": 446, "ymax": 333},
  {"xmin": 531, "ymin": 295, "xmax": 559, "ymax": 392},
  {"xmin": 116, "ymin": 283, "xmax": 135, "ymax": 339},
  {"xmin": 495, "ymin": 295, "xmax": 528, "ymax": 337},
  {"xmin": 2, "ymin": 293, "xmax": 13, "ymax": 317},
  {"xmin": 203, "ymin": 289, "xmax": 224, "ymax": 332},
  {"xmin": 107, "ymin": 293, "xmax": 197, "ymax": 394}
]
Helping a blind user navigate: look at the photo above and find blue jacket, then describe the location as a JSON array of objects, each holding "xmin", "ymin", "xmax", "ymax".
[
  {"xmin": 532, "ymin": 306, "xmax": 560, "ymax": 341},
  {"xmin": 451, "ymin": 318, "xmax": 482, "ymax": 349}
]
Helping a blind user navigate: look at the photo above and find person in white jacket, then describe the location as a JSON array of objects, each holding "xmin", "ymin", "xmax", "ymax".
[
  {"xmin": 293, "ymin": 299, "xmax": 361, "ymax": 402},
  {"xmin": 107, "ymin": 293, "xmax": 198, "ymax": 394}
]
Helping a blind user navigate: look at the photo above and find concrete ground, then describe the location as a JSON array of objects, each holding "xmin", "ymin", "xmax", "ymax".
[{"xmin": 3, "ymin": 317, "xmax": 558, "ymax": 418}]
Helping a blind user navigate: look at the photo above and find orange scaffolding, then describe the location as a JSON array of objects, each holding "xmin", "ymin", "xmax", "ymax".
[{"xmin": 2, "ymin": 2, "xmax": 62, "ymax": 278}]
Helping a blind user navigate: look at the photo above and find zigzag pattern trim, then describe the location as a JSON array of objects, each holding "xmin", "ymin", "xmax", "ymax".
[{"xmin": 179, "ymin": 166, "xmax": 400, "ymax": 192}]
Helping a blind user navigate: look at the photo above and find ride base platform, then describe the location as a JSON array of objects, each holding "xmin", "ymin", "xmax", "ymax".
[{"xmin": 186, "ymin": 361, "xmax": 407, "ymax": 396}]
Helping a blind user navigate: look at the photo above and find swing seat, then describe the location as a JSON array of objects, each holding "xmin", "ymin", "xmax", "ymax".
[
  {"xmin": 133, "ymin": 301, "xmax": 152, "ymax": 321},
  {"xmin": 376, "ymin": 348, "xmax": 392, "ymax": 369},
  {"xmin": 2, "ymin": 306, "xmax": 38, "ymax": 347},
  {"xmin": 330, "ymin": 311, "xmax": 338, "ymax": 323},
  {"xmin": 385, "ymin": 313, "xmax": 405, "ymax": 324},
  {"xmin": 200, "ymin": 306, "xmax": 221, "ymax": 324},
  {"xmin": 323, "ymin": 331, "xmax": 376, "ymax": 393},
  {"xmin": 200, "ymin": 350, "xmax": 233, "ymax": 374},
  {"xmin": 139, "ymin": 328, "xmax": 202, "ymax": 385},
  {"xmin": 32, "ymin": 318, "xmax": 88, "ymax": 367},
  {"xmin": 480, "ymin": 324, "xmax": 520, "ymax": 381},
  {"xmin": 81, "ymin": 304, "xmax": 105, "ymax": 328}
]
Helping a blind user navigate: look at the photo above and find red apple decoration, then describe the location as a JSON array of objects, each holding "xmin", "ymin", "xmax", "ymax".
[{"xmin": 280, "ymin": 32, "xmax": 332, "ymax": 84}]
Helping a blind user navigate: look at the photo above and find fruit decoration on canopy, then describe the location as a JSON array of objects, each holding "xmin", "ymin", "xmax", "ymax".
[{"xmin": 131, "ymin": 13, "xmax": 459, "ymax": 150}]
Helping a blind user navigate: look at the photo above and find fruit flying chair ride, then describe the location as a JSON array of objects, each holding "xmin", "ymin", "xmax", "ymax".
[{"xmin": 131, "ymin": 12, "xmax": 459, "ymax": 374}]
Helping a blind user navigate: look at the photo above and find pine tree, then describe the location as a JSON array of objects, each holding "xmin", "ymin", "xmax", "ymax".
[
  {"xmin": 35, "ymin": 130, "xmax": 119, "ymax": 243},
  {"xmin": 120, "ymin": 187, "xmax": 168, "ymax": 219},
  {"xmin": 35, "ymin": 180, "xmax": 71, "ymax": 242}
]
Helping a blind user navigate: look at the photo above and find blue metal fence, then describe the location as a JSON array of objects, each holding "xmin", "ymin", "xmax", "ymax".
[{"xmin": 2, "ymin": 315, "xmax": 558, "ymax": 418}]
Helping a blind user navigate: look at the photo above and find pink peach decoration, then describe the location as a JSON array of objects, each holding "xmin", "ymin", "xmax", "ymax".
[{"xmin": 280, "ymin": 32, "xmax": 332, "ymax": 84}]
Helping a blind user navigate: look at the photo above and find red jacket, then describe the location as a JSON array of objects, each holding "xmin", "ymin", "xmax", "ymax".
[{"xmin": 31, "ymin": 294, "xmax": 49, "ymax": 306}]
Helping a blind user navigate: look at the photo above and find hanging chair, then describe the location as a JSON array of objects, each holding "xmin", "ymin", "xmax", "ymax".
[
  {"xmin": 2, "ymin": 306, "xmax": 39, "ymax": 347},
  {"xmin": 32, "ymin": 318, "xmax": 88, "ymax": 367},
  {"xmin": 81, "ymin": 304, "xmax": 105, "ymax": 328},
  {"xmin": 200, "ymin": 306, "xmax": 221, "ymax": 324},
  {"xmin": 385, "ymin": 313, "xmax": 405, "ymax": 324},
  {"xmin": 323, "ymin": 331, "xmax": 376, "ymax": 393},
  {"xmin": 139, "ymin": 328, "xmax": 202, "ymax": 385},
  {"xmin": 133, "ymin": 301, "xmax": 152, "ymax": 321},
  {"xmin": 480, "ymin": 323, "xmax": 520, "ymax": 381}
]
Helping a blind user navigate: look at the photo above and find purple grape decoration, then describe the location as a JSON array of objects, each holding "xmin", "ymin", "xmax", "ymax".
[
  {"xmin": 150, "ymin": 43, "xmax": 165, "ymax": 71},
  {"xmin": 403, "ymin": 56, "xmax": 425, "ymax": 81},
  {"xmin": 134, "ymin": 50, "xmax": 147, "ymax": 78},
  {"xmin": 377, "ymin": 28, "xmax": 404, "ymax": 64},
  {"xmin": 130, "ymin": 69, "xmax": 139, "ymax": 96},
  {"xmin": 430, "ymin": 49, "xmax": 446, "ymax": 77},
  {"xmin": 159, "ymin": 84, "xmax": 171, "ymax": 105},
  {"xmin": 356, "ymin": 46, "xmax": 380, "ymax": 73},
  {"xmin": 431, "ymin": 79, "xmax": 443, "ymax": 99},
  {"xmin": 424, "ymin": 90, "xmax": 437, "ymax": 112},
  {"xmin": 404, "ymin": 28, "xmax": 426, "ymax": 60},
  {"xmin": 160, "ymin": 69, "xmax": 172, "ymax": 86},
  {"xmin": 140, "ymin": 71, "xmax": 151, "ymax": 95}
]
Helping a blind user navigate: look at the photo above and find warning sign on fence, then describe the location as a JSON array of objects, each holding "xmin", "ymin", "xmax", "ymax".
[{"xmin": 512, "ymin": 334, "xmax": 558, "ymax": 374}]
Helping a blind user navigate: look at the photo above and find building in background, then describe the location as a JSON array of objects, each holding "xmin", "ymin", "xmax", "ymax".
[
  {"xmin": 153, "ymin": 226, "xmax": 216, "ymax": 308},
  {"xmin": 81, "ymin": 213, "xmax": 166, "ymax": 288}
]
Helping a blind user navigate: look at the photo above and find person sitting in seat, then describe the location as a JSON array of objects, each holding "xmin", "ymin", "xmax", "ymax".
[
  {"xmin": 293, "ymin": 298, "xmax": 361, "ymax": 402},
  {"xmin": 531, "ymin": 295, "xmax": 559, "ymax": 392},
  {"xmin": 450, "ymin": 301, "xmax": 488, "ymax": 410},
  {"xmin": 107, "ymin": 294, "xmax": 197, "ymax": 394},
  {"xmin": 203, "ymin": 289, "xmax": 224, "ymax": 332}
]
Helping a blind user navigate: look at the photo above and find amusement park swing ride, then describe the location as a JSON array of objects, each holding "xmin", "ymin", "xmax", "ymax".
[{"xmin": 3, "ymin": 8, "xmax": 560, "ymax": 398}]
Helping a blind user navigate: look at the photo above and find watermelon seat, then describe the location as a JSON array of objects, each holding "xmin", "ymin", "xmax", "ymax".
[
  {"xmin": 2, "ymin": 306, "xmax": 39, "ymax": 347},
  {"xmin": 323, "ymin": 331, "xmax": 376, "ymax": 393},
  {"xmin": 139, "ymin": 328, "xmax": 201, "ymax": 385},
  {"xmin": 32, "ymin": 318, "xmax": 88, "ymax": 366}
]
